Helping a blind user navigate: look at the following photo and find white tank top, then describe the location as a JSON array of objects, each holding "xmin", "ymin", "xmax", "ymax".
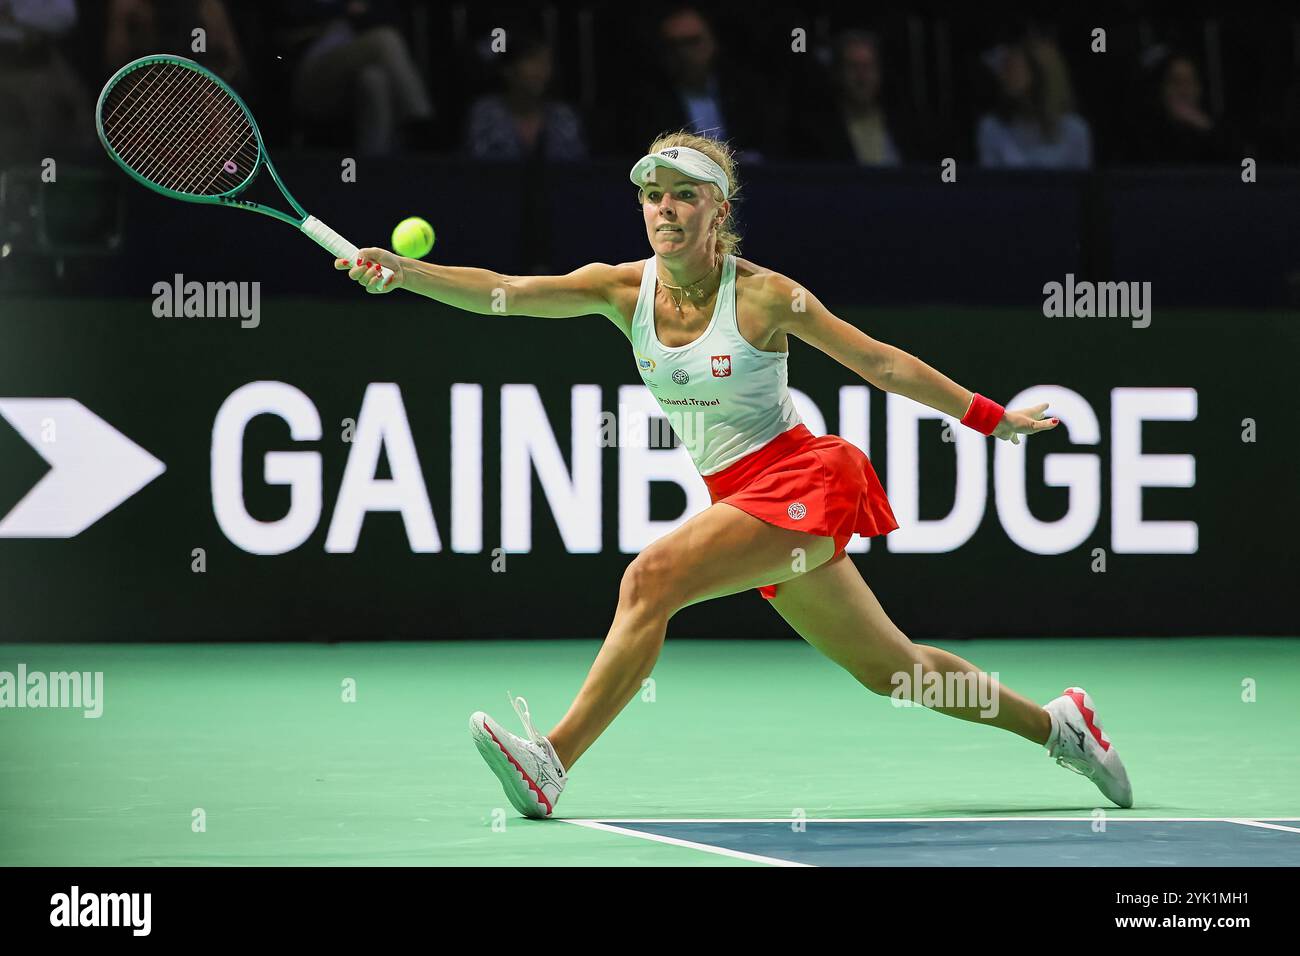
[{"xmin": 630, "ymin": 254, "xmax": 802, "ymax": 476}]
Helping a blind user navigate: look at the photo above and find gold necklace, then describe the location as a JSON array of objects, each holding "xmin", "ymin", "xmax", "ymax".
[{"xmin": 658, "ymin": 257, "xmax": 721, "ymax": 316}]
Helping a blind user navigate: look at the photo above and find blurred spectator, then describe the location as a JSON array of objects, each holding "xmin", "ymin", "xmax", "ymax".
[
  {"xmin": 1261, "ymin": 73, "xmax": 1300, "ymax": 163},
  {"xmin": 1132, "ymin": 50, "xmax": 1235, "ymax": 164},
  {"xmin": 0, "ymin": 0, "xmax": 93, "ymax": 158},
  {"xmin": 796, "ymin": 31, "xmax": 916, "ymax": 165},
  {"xmin": 106, "ymin": 0, "xmax": 247, "ymax": 89},
  {"xmin": 629, "ymin": 6, "xmax": 783, "ymax": 158},
  {"xmin": 977, "ymin": 39, "xmax": 1092, "ymax": 169},
  {"xmin": 465, "ymin": 36, "xmax": 586, "ymax": 161},
  {"xmin": 278, "ymin": 0, "xmax": 433, "ymax": 156}
]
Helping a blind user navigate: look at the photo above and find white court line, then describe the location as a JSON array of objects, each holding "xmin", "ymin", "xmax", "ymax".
[
  {"xmin": 570, "ymin": 817, "xmax": 1300, "ymax": 824},
  {"xmin": 1226, "ymin": 819, "xmax": 1300, "ymax": 835},
  {"xmin": 565, "ymin": 819, "xmax": 811, "ymax": 866}
]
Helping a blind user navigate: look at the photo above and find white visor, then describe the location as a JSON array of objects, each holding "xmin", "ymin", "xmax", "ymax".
[{"xmin": 629, "ymin": 146, "xmax": 730, "ymax": 200}]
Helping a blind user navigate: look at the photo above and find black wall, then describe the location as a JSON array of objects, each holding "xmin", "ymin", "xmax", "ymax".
[{"xmin": 1, "ymin": 293, "xmax": 1294, "ymax": 641}]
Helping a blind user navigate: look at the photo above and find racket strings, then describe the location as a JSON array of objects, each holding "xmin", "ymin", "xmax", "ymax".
[
  {"xmin": 169, "ymin": 78, "xmax": 255, "ymax": 193},
  {"xmin": 101, "ymin": 62, "xmax": 258, "ymax": 197},
  {"xmin": 137, "ymin": 67, "xmax": 256, "ymax": 194},
  {"xmin": 110, "ymin": 64, "xmax": 256, "ymax": 194},
  {"xmin": 165, "ymin": 71, "xmax": 256, "ymax": 192},
  {"xmin": 113, "ymin": 68, "xmax": 212, "ymax": 182},
  {"xmin": 121, "ymin": 69, "xmax": 214, "ymax": 178},
  {"xmin": 107, "ymin": 66, "xmax": 209, "ymax": 173},
  {"xmin": 103, "ymin": 65, "xmax": 189, "ymax": 167},
  {"xmin": 104, "ymin": 65, "xmax": 246, "ymax": 193}
]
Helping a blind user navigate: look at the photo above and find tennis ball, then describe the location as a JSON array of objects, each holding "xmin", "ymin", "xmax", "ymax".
[{"xmin": 391, "ymin": 216, "xmax": 435, "ymax": 258}]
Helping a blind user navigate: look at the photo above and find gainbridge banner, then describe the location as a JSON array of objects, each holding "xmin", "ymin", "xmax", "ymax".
[{"xmin": 0, "ymin": 296, "xmax": 1294, "ymax": 640}]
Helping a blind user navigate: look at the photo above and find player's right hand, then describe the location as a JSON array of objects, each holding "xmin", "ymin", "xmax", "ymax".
[{"xmin": 335, "ymin": 247, "xmax": 404, "ymax": 294}]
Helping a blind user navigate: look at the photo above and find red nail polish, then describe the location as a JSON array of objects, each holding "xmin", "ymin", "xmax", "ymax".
[{"xmin": 1052, "ymin": 418, "xmax": 1060, "ymax": 424}]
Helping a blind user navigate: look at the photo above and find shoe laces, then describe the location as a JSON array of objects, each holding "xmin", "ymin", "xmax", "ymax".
[
  {"xmin": 508, "ymin": 691, "xmax": 566, "ymax": 777},
  {"xmin": 507, "ymin": 691, "xmax": 543, "ymax": 746},
  {"xmin": 1048, "ymin": 712, "xmax": 1093, "ymax": 778},
  {"xmin": 1055, "ymin": 754, "xmax": 1093, "ymax": 778}
]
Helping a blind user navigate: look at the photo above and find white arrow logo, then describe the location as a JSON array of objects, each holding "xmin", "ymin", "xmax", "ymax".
[{"xmin": 0, "ymin": 399, "xmax": 166, "ymax": 538}]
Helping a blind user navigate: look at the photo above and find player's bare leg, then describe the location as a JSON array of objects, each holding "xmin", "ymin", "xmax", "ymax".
[
  {"xmin": 769, "ymin": 552, "xmax": 1052, "ymax": 744},
  {"xmin": 767, "ymin": 552, "xmax": 1134, "ymax": 805},
  {"xmin": 544, "ymin": 504, "xmax": 837, "ymax": 768}
]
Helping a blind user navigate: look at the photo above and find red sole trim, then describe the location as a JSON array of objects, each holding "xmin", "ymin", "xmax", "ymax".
[{"xmin": 483, "ymin": 722, "xmax": 553, "ymax": 814}]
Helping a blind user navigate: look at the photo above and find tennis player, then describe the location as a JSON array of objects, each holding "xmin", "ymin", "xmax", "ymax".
[{"xmin": 336, "ymin": 132, "xmax": 1133, "ymax": 817}]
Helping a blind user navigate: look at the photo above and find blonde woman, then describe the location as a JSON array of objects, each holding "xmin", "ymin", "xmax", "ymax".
[{"xmin": 336, "ymin": 132, "xmax": 1132, "ymax": 817}]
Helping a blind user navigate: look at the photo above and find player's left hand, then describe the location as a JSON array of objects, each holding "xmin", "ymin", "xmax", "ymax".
[
  {"xmin": 334, "ymin": 246, "xmax": 404, "ymax": 294},
  {"xmin": 993, "ymin": 402, "xmax": 1059, "ymax": 444}
]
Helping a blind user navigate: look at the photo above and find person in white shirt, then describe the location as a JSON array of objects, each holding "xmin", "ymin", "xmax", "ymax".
[{"xmin": 336, "ymin": 132, "xmax": 1133, "ymax": 819}]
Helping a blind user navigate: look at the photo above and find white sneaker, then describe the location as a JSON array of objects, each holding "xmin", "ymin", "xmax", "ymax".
[
  {"xmin": 469, "ymin": 693, "xmax": 567, "ymax": 819},
  {"xmin": 1044, "ymin": 687, "xmax": 1134, "ymax": 808}
]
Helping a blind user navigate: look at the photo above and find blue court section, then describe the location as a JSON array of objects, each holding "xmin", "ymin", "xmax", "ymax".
[{"xmin": 598, "ymin": 820, "xmax": 1300, "ymax": 866}]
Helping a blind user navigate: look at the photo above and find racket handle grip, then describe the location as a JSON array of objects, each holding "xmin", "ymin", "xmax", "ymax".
[{"xmin": 301, "ymin": 215, "xmax": 394, "ymax": 284}]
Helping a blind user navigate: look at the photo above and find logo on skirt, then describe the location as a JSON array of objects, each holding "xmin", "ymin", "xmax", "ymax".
[
  {"xmin": 711, "ymin": 355, "xmax": 731, "ymax": 377},
  {"xmin": 788, "ymin": 502, "xmax": 807, "ymax": 520}
]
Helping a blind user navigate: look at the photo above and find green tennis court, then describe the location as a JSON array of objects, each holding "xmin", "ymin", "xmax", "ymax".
[{"xmin": 2, "ymin": 637, "xmax": 1296, "ymax": 866}]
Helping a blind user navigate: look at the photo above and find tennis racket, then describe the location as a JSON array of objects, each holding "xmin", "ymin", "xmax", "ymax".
[{"xmin": 96, "ymin": 54, "xmax": 392, "ymax": 284}]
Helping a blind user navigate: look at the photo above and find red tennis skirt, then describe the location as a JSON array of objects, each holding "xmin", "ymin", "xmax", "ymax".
[{"xmin": 702, "ymin": 423, "xmax": 898, "ymax": 600}]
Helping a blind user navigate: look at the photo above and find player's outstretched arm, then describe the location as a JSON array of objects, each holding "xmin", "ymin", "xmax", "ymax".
[
  {"xmin": 333, "ymin": 248, "xmax": 622, "ymax": 321},
  {"xmin": 773, "ymin": 273, "xmax": 1059, "ymax": 443}
]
